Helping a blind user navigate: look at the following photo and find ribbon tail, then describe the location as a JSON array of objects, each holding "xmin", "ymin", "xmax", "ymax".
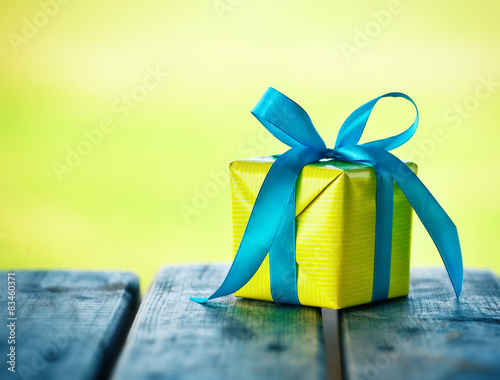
[
  {"xmin": 334, "ymin": 145, "xmax": 463, "ymax": 298},
  {"xmin": 190, "ymin": 146, "xmax": 323, "ymax": 304},
  {"xmin": 365, "ymin": 147, "xmax": 463, "ymax": 298}
]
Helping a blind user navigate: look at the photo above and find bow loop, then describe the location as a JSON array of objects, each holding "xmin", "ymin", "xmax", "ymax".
[
  {"xmin": 335, "ymin": 92, "xmax": 419, "ymax": 151},
  {"xmin": 251, "ymin": 87, "xmax": 327, "ymax": 152}
]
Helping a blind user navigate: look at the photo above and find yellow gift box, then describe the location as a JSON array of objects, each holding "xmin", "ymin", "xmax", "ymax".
[
  {"xmin": 230, "ymin": 156, "xmax": 417, "ymax": 309},
  {"xmin": 189, "ymin": 88, "xmax": 462, "ymax": 310}
]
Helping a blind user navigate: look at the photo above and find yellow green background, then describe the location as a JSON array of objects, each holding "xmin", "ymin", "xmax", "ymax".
[{"xmin": 1, "ymin": 0, "xmax": 499, "ymax": 290}]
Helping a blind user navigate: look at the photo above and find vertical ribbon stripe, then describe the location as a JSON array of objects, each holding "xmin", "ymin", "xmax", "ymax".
[
  {"xmin": 372, "ymin": 164, "xmax": 394, "ymax": 302},
  {"xmin": 268, "ymin": 186, "xmax": 300, "ymax": 305}
]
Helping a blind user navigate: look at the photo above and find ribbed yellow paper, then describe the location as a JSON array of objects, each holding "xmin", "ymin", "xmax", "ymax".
[{"xmin": 230, "ymin": 156, "xmax": 416, "ymax": 309}]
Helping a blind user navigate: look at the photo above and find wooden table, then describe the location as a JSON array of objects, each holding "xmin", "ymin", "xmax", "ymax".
[{"xmin": 1, "ymin": 266, "xmax": 499, "ymax": 380}]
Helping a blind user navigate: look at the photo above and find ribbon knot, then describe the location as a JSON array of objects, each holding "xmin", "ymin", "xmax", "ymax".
[
  {"xmin": 324, "ymin": 149, "xmax": 342, "ymax": 159},
  {"xmin": 191, "ymin": 88, "xmax": 463, "ymax": 307}
]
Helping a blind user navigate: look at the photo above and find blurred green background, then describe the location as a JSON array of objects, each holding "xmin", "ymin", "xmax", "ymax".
[{"xmin": 1, "ymin": 0, "xmax": 499, "ymax": 290}]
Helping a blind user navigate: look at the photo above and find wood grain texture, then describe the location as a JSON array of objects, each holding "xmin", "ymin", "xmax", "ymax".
[
  {"xmin": 0, "ymin": 270, "xmax": 139, "ymax": 380},
  {"xmin": 340, "ymin": 268, "xmax": 500, "ymax": 380},
  {"xmin": 111, "ymin": 264, "xmax": 326, "ymax": 380}
]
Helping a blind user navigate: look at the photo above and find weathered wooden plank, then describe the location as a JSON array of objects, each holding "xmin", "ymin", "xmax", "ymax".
[
  {"xmin": 111, "ymin": 264, "xmax": 326, "ymax": 380},
  {"xmin": 0, "ymin": 270, "xmax": 139, "ymax": 380},
  {"xmin": 340, "ymin": 268, "xmax": 500, "ymax": 380}
]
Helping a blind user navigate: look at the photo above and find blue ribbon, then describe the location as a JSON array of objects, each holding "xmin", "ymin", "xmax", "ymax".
[{"xmin": 191, "ymin": 88, "xmax": 463, "ymax": 306}]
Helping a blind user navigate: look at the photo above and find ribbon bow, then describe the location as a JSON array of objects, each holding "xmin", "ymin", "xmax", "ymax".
[{"xmin": 191, "ymin": 88, "xmax": 463, "ymax": 306}]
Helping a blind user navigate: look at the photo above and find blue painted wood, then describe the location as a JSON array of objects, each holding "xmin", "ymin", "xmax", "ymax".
[
  {"xmin": 10, "ymin": 266, "xmax": 493, "ymax": 380},
  {"xmin": 340, "ymin": 268, "xmax": 500, "ymax": 380},
  {"xmin": 0, "ymin": 270, "xmax": 139, "ymax": 380},
  {"xmin": 111, "ymin": 264, "xmax": 327, "ymax": 380}
]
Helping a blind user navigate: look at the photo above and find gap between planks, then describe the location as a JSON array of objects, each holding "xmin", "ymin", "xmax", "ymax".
[{"xmin": 322, "ymin": 308, "xmax": 344, "ymax": 380}]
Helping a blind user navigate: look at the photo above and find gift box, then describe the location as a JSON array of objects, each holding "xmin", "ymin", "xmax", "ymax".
[
  {"xmin": 230, "ymin": 157, "xmax": 417, "ymax": 309},
  {"xmin": 190, "ymin": 88, "xmax": 462, "ymax": 309}
]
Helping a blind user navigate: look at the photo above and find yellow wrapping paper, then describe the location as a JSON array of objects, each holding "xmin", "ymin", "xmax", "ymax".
[{"xmin": 230, "ymin": 156, "xmax": 417, "ymax": 309}]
